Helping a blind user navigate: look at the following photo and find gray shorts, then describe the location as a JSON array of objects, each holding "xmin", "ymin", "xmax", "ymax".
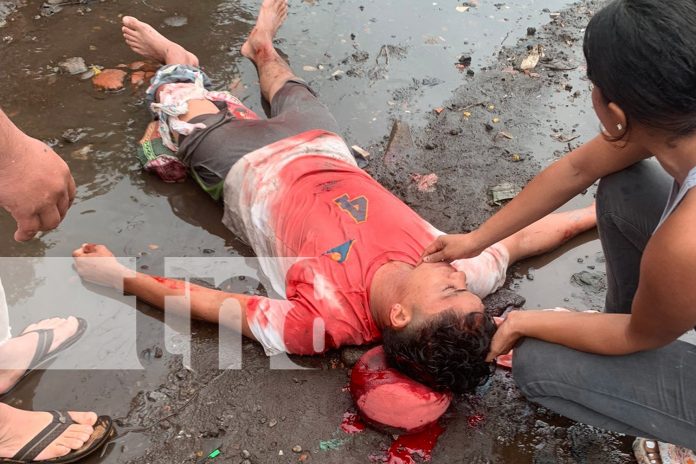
[{"xmin": 177, "ymin": 80, "xmax": 341, "ymax": 190}]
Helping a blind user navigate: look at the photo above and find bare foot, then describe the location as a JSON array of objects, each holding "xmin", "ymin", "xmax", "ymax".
[
  {"xmin": 241, "ymin": 0, "xmax": 288, "ymax": 62},
  {"xmin": 121, "ymin": 16, "xmax": 199, "ymax": 66},
  {"xmin": 0, "ymin": 316, "xmax": 81, "ymax": 394},
  {"xmin": 0, "ymin": 404, "xmax": 97, "ymax": 461}
]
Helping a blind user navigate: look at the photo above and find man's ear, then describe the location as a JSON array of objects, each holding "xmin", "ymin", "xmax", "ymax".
[{"xmin": 389, "ymin": 303, "xmax": 412, "ymax": 329}]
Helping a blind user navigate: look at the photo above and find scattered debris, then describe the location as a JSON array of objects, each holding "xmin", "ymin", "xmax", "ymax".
[
  {"xmin": 456, "ymin": 5, "xmax": 470, "ymax": 12},
  {"xmin": 71, "ymin": 144, "xmax": 92, "ymax": 160},
  {"xmin": 58, "ymin": 57, "xmax": 87, "ymax": 75},
  {"xmin": 302, "ymin": 65, "xmax": 318, "ymax": 72},
  {"xmin": 490, "ymin": 182, "xmax": 520, "ymax": 205},
  {"xmin": 411, "ymin": 173, "xmax": 439, "ymax": 193},
  {"xmin": 551, "ymin": 133, "xmax": 581, "ymax": 143},
  {"xmin": 496, "ymin": 131, "xmax": 514, "ymax": 140},
  {"xmin": 292, "ymin": 446, "xmax": 302, "ymax": 453},
  {"xmin": 520, "ymin": 44, "xmax": 544, "ymax": 71},
  {"xmin": 163, "ymin": 15, "xmax": 188, "ymax": 27},
  {"xmin": 433, "ymin": 107, "xmax": 444, "ymax": 115},
  {"xmin": 62, "ymin": 128, "xmax": 88, "ymax": 143},
  {"xmin": 351, "ymin": 145, "xmax": 370, "ymax": 159},
  {"xmin": 92, "ymin": 68, "xmax": 127, "ymax": 91}
]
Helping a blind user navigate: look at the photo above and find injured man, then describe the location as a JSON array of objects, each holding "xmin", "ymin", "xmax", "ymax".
[{"xmin": 72, "ymin": 0, "xmax": 596, "ymax": 394}]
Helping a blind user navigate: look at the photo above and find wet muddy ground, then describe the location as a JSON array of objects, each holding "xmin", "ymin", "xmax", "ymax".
[{"xmin": 0, "ymin": 0, "xmax": 640, "ymax": 462}]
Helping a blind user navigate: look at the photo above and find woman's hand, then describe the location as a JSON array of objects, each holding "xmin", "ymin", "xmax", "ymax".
[
  {"xmin": 421, "ymin": 233, "xmax": 485, "ymax": 263},
  {"xmin": 486, "ymin": 312, "xmax": 523, "ymax": 363},
  {"xmin": 72, "ymin": 244, "xmax": 132, "ymax": 288}
]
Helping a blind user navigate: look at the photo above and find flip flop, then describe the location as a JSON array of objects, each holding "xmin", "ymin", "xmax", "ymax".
[
  {"xmin": 0, "ymin": 318, "xmax": 88, "ymax": 398},
  {"xmin": 0, "ymin": 411, "xmax": 113, "ymax": 463}
]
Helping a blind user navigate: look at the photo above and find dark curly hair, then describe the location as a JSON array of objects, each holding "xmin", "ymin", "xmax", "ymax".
[
  {"xmin": 382, "ymin": 309, "xmax": 497, "ymax": 394},
  {"xmin": 584, "ymin": 0, "xmax": 696, "ymax": 138}
]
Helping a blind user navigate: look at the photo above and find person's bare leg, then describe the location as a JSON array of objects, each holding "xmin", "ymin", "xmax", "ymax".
[
  {"xmin": 241, "ymin": 0, "xmax": 295, "ymax": 103},
  {"xmin": 0, "ymin": 404, "xmax": 97, "ymax": 460},
  {"xmin": 0, "ymin": 316, "xmax": 81, "ymax": 393},
  {"xmin": 121, "ymin": 16, "xmax": 216, "ymax": 121},
  {"xmin": 502, "ymin": 204, "xmax": 597, "ymax": 263},
  {"xmin": 121, "ymin": 16, "xmax": 199, "ymax": 67}
]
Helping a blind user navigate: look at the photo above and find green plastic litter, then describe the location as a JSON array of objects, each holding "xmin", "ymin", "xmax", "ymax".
[
  {"xmin": 319, "ymin": 438, "xmax": 348, "ymax": 451},
  {"xmin": 208, "ymin": 449, "xmax": 221, "ymax": 459}
]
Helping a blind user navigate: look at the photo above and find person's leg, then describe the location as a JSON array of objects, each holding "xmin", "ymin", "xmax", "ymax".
[
  {"xmin": 513, "ymin": 337, "xmax": 696, "ymax": 450},
  {"xmin": 240, "ymin": 0, "xmax": 292, "ymax": 103},
  {"xmin": 596, "ymin": 160, "xmax": 672, "ymax": 313},
  {"xmin": 0, "ymin": 317, "xmax": 82, "ymax": 393},
  {"xmin": 0, "ymin": 404, "xmax": 97, "ymax": 460}
]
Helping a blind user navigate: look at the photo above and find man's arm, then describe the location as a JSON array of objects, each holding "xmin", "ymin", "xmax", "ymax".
[
  {"xmin": 500, "ymin": 204, "xmax": 597, "ymax": 264},
  {"xmin": 0, "ymin": 107, "xmax": 76, "ymax": 241},
  {"xmin": 72, "ymin": 244, "xmax": 257, "ymax": 340}
]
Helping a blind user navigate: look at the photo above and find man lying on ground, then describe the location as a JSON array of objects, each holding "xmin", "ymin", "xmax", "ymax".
[{"xmin": 72, "ymin": 0, "xmax": 596, "ymax": 393}]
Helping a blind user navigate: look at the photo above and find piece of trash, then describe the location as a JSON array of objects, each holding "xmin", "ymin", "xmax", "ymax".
[
  {"xmin": 511, "ymin": 153, "xmax": 522, "ymax": 162},
  {"xmin": 92, "ymin": 68, "xmax": 126, "ymax": 91},
  {"xmin": 462, "ymin": 111, "xmax": 471, "ymax": 119},
  {"xmin": 163, "ymin": 15, "xmax": 188, "ymax": 27},
  {"xmin": 455, "ymin": 5, "xmax": 469, "ymax": 12},
  {"xmin": 492, "ymin": 117, "xmax": 501, "ymax": 123},
  {"xmin": 62, "ymin": 128, "xmax": 87, "ymax": 144},
  {"xmin": 58, "ymin": 57, "xmax": 87, "ymax": 75},
  {"xmin": 292, "ymin": 446, "xmax": 302, "ymax": 453},
  {"xmin": 490, "ymin": 182, "xmax": 520, "ymax": 205},
  {"xmin": 278, "ymin": 450, "xmax": 284, "ymax": 456},
  {"xmin": 551, "ymin": 133, "xmax": 581, "ymax": 143},
  {"xmin": 351, "ymin": 145, "xmax": 370, "ymax": 159},
  {"xmin": 302, "ymin": 65, "xmax": 318, "ymax": 72},
  {"xmin": 71, "ymin": 145, "xmax": 93, "ymax": 160},
  {"xmin": 319, "ymin": 438, "xmax": 348, "ymax": 451},
  {"xmin": 458, "ymin": 55, "xmax": 472, "ymax": 66},
  {"xmin": 411, "ymin": 173, "xmax": 439, "ymax": 193},
  {"xmin": 131, "ymin": 71, "xmax": 146, "ymax": 88},
  {"xmin": 148, "ymin": 244, "xmax": 159, "ymax": 250},
  {"xmin": 434, "ymin": 107, "xmax": 444, "ymax": 114},
  {"xmin": 487, "ymin": 104, "xmax": 495, "ymax": 110},
  {"xmin": 520, "ymin": 45, "xmax": 544, "ymax": 71},
  {"xmin": 497, "ymin": 131, "xmax": 513, "ymax": 139}
]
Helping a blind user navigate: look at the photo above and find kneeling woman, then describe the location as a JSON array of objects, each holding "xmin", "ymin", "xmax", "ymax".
[{"xmin": 422, "ymin": 0, "xmax": 696, "ymax": 451}]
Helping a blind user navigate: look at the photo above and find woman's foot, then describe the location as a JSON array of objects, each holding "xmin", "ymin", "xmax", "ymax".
[
  {"xmin": 121, "ymin": 16, "xmax": 199, "ymax": 66},
  {"xmin": 0, "ymin": 316, "xmax": 81, "ymax": 394},
  {"xmin": 0, "ymin": 404, "xmax": 96, "ymax": 461},
  {"xmin": 241, "ymin": 0, "xmax": 288, "ymax": 63}
]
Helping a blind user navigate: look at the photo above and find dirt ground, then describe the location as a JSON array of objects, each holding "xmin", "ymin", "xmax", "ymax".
[{"xmin": 0, "ymin": 0, "xmax": 638, "ymax": 462}]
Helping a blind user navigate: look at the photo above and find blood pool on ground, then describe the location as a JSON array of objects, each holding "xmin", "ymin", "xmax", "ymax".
[{"xmin": 349, "ymin": 346, "xmax": 452, "ymax": 433}]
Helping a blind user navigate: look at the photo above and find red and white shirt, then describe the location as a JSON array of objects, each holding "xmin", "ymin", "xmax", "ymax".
[{"xmin": 222, "ymin": 130, "xmax": 509, "ymax": 355}]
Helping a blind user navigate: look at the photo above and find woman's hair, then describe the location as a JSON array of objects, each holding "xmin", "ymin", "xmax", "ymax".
[
  {"xmin": 383, "ymin": 309, "xmax": 497, "ymax": 394},
  {"xmin": 584, "ymin": 0, "xmax": 696, "ymax": 138}
]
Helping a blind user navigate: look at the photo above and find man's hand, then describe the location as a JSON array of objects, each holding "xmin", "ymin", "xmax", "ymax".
[
  {"xmin": 421, "ymin": 233, "xmax": 484, "ymax": 263},
  {"xmin": 0, "ymin": 135, "xmax": 76, "ymax": 241},
  {"xmin": 72, "ymin": 244, "xmax": 132, "ymax": 288}
]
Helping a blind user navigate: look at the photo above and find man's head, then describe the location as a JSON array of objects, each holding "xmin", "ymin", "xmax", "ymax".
[{"xmin": 382, "ymin": 261, "xmax": 497, "ymax": 394}]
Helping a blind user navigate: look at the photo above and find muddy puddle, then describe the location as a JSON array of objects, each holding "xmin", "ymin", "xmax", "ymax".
[{"xmin": 0, "ymin": 0, "xmax": 637, "ymax": 462}]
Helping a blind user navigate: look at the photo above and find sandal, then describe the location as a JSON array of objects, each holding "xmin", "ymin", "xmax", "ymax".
[
  {"xmin": 0, "ymin": 411, "xmax": 113, "ymax": 463},
  {"xmin": 1, "ymin": 318, "xmax": 87, "ymax": 398}
]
